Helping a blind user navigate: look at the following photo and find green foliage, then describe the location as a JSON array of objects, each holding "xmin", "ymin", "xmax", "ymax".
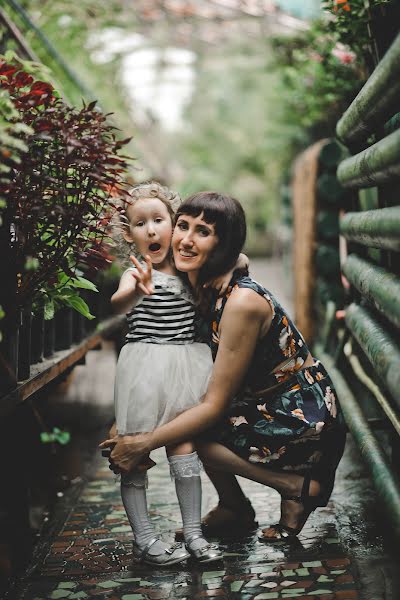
[
  {"xmin": 37, "ymin": 270, "xmax": 98, "ymax": 321},
  {"xmin": 171, "ymin": 41, "xmax": 288, "ymax": 249},
  {"xmin": 0, "ymin": 56, "xmax": 132, "ymax": 318},
  {"xmin": 322, "ymin": 0, "xmax": 390, "ymax": 70},
  {"xmin": 270, "ymin": 20, "xmax": 364, "ymax": 139},
  {"xmin": 0, "ymin": 83, "xmax": 32, "ymax": 210},
  {"xmin": 40, "ymin": 426, "xmax": 70, "ymax": 445},
  {"xmin": 4, "ymin": 1, "xmax": 136, "ymax": 124}
]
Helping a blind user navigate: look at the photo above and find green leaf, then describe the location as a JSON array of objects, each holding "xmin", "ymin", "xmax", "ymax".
[
  {"xmin": 57, "ymin": 271, "xmax": 70, "ymax": 286},
  {"xmin": 62, "ymin": 294, "xmax": 95, "ymax": 320},
  {"xmin": 44, "ymin": 299, "xmax": 55, "ymax": 321},
  {"xmin": 72, "ymin": 276, "xmax": 98, "ymax": 292},
  {"xmin": 25, "ymin": 256, "xmax": 40, "ymax": 271}
]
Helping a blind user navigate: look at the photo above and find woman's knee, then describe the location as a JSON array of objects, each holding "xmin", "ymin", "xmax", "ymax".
[
  {"xmin": 195, "ymin": 441, "xmax": 220, "ymax": 468},
  {"xmin": 166, "ymin": 441, "xmax": 194, "ymax": 457}
]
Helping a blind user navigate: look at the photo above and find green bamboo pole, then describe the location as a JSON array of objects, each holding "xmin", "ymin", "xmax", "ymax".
[
  {"xmin": 337, "ymin": 128, "xmax": 400, "ymax": 188},
  {"xmin": 318, "ymin": 349, "xmax": 400, "ymax": 539},
  {"xmin": 340, "ymin": 206, "xmax": 400, "ymax": 251},
  {"xmin": 337, "ymin": 32, "xmax": 400, "ymax": 145},
  {"xmin": 343, "ymin": 255, "xmax": 400, "ymax": 328},
  {"xmin": 345, "ymin": 303, "xmax": 400, "ymax": 409}
]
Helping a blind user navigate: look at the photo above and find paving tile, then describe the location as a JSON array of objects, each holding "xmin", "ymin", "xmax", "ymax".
[
  {"xmin": 13, "ymin": 448, "xmax": 365, "ymax": 600},
  {"xmin": 334, "ymin": 592, "xmax": 359, "ymax": 599}
]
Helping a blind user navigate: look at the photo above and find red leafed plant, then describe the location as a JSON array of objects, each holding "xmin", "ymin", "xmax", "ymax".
[{"xmin": 0, "ymin": 57, "xmax": 132, "ymax": 313}]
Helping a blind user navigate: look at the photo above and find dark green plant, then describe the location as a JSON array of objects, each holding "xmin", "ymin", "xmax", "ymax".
[
  {"xmin": 36, "ymin": 270, "xmax": 99, "ymax": 321},
  {"xmin": 0, "ymin": 81, "xmax": 33, "ymax": 339},
  {"xmin": 0, "ymin": 56, "xmax": 132, "ymax": 317}
]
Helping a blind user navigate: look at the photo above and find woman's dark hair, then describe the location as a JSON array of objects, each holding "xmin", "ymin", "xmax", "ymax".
[{"xmin": 176, "ymin": 191, "xmax": 247, "ymax": 291}]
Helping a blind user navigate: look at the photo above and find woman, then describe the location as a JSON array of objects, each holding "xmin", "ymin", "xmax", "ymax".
[{"xmin": 101, "ymin": 191, "xmax": 346, "ymax": 541}]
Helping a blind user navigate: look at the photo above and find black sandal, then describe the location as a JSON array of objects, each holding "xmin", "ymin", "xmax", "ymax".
[
  {"xmin": 258, "ymin": 472, "xmax": 321, "ymax": 543},
  {"xmin": 258, "ymin": 522, "xmax": 301, "ymax": 542}
]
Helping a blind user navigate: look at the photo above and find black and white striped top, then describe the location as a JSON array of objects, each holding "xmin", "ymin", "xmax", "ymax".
[{"xmin": 125, "ymin": 269, "xmax": 195, "ymax": 345}]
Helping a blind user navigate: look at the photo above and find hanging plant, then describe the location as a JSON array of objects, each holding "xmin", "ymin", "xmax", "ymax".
[
  {"xmin": 0, "ymin": 56, "xmax": 132, "ymax": 317},
  {"xmin": 322, "ymin": 0, "xmax": 391, "ymax": 70}
]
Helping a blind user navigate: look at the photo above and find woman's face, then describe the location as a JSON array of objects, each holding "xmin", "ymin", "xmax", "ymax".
[{"xmin": 172, "ymin": 212, "xmax": 219, "ymax": 276}]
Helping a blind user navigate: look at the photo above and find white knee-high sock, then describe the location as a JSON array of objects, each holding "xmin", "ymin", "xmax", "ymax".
[
  {"xmin": 168, "ymin": 452, "xmax": 209, "ymax": 551},
  {"xmin": 121, "ymin": 471, "xmax": 167, "ymax": 555}
]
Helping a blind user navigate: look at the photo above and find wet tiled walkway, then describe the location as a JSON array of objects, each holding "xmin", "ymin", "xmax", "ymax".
[{"xmin": 15, "ymin": 447, "xmax": 360, "ymax": 600}]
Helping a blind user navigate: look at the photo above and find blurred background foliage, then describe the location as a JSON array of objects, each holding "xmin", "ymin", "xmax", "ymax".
[{"xmin": 1, "ymin": 0, "xmax": 374, "ymax": 253}]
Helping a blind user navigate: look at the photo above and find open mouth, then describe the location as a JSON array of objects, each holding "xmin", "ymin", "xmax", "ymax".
[{"xmin": 149, "ymin": 243, "xmax": 161, "ymax": 252}]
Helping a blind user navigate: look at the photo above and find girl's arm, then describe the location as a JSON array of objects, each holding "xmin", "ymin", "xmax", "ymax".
[
  {"xmin": 100, "ymin": 288, "xmax": 272, "ymax": 472},
  {"xmin": 204, "ymin": 253, "xmax": 249, "ymax": 295},
  {"xmin": 111, "ymin": 255, "xmax": 153, "ymax": 314}
]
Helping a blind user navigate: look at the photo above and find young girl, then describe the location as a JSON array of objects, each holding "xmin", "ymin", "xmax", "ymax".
[{"xmin": 106, "ymin": 182, "xmax": 242, "ymax": 566}]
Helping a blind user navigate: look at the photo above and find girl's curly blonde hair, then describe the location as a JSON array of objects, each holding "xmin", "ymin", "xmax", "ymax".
[{"xmin": 111, "ymin": 181, "xmax": 181, "ymax": 266}]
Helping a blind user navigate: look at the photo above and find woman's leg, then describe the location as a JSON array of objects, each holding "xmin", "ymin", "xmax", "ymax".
[
  {"xmin": 197, "ymin": 441, "xmax": 321, "ymax": 535},
  {"xmin": 200, "ymin": 467, "xmax": 257, "ymax": 531},
  {"xmin": 203, "ymin": 468, "xmax": 247, "ymax": 507}
]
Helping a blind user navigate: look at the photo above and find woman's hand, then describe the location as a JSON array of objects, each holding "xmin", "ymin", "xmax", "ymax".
[
  {"xmin": 129, "ymin": 255, "xmax": 154, "ymax": 295},
  {"xmin": 99, "ymin": 433, "xmax": 154, "ymax": 473}
]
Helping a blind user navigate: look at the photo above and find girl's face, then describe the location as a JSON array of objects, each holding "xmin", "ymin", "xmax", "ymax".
[
  {"xmin": 124, "ymin": 197, "xmax": 173, "ymax": 269},
  {"xmin": 172, "ymin": 212, "xmax": 219, "ymax": 279}
]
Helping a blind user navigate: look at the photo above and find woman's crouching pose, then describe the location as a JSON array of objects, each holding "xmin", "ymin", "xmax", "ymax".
[{"xmin": 102, "ymin": 191, "xmax": 346, "ymax": 543}]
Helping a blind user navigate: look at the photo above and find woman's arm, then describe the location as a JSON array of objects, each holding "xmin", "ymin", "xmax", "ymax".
[{"xmin": 101, "ymin": 288, "xmax": 272, "ymax": 472}]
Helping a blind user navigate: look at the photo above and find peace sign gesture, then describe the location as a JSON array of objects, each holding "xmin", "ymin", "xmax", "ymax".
[{"xmin": 130, "ymin": 255, "xmax": 154, "ymax": 295}]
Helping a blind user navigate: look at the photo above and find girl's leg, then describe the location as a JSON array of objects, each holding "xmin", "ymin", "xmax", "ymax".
[
  {"xmin": 121, "ymin": 469, "xmax": 186, "ymax": 559},
  {"xmin": 197, "ymin": 441, "xmax": 321, "ymax": 535},
  {"xmin": 167, "ymin": 442, "xmax": 222, "ymax": 561}
]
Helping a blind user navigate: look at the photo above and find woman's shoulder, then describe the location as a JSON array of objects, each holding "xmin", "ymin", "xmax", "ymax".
[
  {"xmin": 222, "ymin": 276, "xmax": 274, "ymax": 320},
  {"xmin": 232, "ymin": 275, "xmax": 276, "ymax": 303}
]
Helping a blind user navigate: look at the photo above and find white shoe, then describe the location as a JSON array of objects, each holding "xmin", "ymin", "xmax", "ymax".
[{"xmin": 132, "ymin": 537, "xmax": 190, "ymax": 566}]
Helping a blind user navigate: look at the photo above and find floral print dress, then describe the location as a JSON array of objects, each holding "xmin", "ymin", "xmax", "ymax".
[{"xmin": 205, "ymin": 275, "xmax": 346, "ymax": 506}]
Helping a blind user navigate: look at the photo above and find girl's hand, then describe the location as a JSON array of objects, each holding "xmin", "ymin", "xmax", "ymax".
[
  {"xmin": 99, "ymin": 433, "xmax": 154, "ymax": 473},
  {"xmin": 129, "ymin": 255, "xmax": 154, "ymax": 295},
  {"xmin": 204, "ymin": 270, "xmax": 233, "ymax": 296},
  {"xmin": 203, "ymin": 254, "xmax": 249, "ymax": 296}
]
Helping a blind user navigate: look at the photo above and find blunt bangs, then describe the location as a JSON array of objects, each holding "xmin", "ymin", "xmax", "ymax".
[
  {"xmin": 176, "ymin": 191, "xmax": 239, "ymax": 238},
  {"xmin": 176, "ymin": 191, "xmax": 247, "ymax": 286}
]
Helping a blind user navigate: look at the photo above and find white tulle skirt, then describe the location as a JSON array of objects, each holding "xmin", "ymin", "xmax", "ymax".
[{"xmin": 114, "ymin": 341, "xmax": 213, "ymax": 435}]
